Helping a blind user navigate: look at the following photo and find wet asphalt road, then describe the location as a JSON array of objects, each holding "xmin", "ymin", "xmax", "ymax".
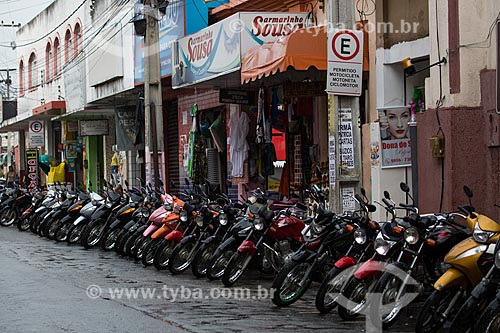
[{"xmin": 0, "ymin": 226, "xmax": 417, "ymax": 333}]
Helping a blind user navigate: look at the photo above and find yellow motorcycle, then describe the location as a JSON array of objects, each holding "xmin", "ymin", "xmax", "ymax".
[{"xmin": 416, "ymin": 186, "xmax": 500, "ymax": 332}]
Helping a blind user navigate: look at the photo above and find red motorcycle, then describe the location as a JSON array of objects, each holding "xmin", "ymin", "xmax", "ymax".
[{"xmin": 222, "ymin": 198, "xmax": 308, "ymax": 287}]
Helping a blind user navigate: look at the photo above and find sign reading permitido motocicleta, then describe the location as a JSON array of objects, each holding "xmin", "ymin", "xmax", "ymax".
[{"xmin": 326, "ymin": 29, "xmax": 364, "ymax": 96}]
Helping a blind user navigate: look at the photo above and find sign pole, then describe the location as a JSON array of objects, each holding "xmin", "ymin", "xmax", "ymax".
[{"xmin": 326, "ymin": 0, "xmax": 362, "ymax": 212}]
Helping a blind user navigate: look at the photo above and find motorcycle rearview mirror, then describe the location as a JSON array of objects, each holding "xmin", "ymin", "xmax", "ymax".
[
  {"xmin": 383, "ymin": 191, "xmax": 391, "ymax": 200},
  {"xmin": 242, "ymin": 183, "xmax": 249, "ymax": 193},
  {"xmin": 124, "ymin": 180, "xmax": 129, "ymax": 188},
  {"xmin": 464, "ymin": 185, "xmax": 473, "ymax": 198},
  {"xmin": 184, "ymin": 178, "xmax": 190, "ymax": 186},
  {"xmin": 158, "ymin": 178, "xmax": 164, "ymax": 187},
  {"xmin": 400, "ymin": 182, "xmax": 410, "ymax": 193},
  {"xmin": 169, "ymin": 179, "xmax": 175, "ymax": 189},
  {"xmin": 258, "ymin": 175, "xmax": 266, "ymax": 185},
  {"xmin": 315, "ymin": 165, "xmax": 322, "ymax": 179},
  {"xmin": 367, "ymin": 204, "xmax": 377, "ymax": 213},
  {"xmin": 360, "ymin": 187, "xmax": 367, "ymax": 198}
]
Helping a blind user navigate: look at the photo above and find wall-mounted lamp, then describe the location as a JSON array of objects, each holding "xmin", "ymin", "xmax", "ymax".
[
  {"xmin": 402, "ymin": 57, "xmax": 447, "ymax": 77},
  {"xmin": 133, "ymin": 13, "xmax": 147, "ymax": 36},
  {"xmin": 158, "ymin": 0, "xmax": 169, "ymax": 15}
]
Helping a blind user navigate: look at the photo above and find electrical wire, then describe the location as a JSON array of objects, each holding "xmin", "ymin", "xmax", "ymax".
[{"xmin": 459, "ymin": 12, "xmax": 500, "ymax": 49}]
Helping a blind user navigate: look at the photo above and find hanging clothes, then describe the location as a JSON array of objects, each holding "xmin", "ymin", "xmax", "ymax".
[
  {"xmin": 229, "ymin": 111, "xmax": 250, "ymax": 178},
  {"xmin": 256, "ymin": 87, "xmax": 265, "ymax": 144}
]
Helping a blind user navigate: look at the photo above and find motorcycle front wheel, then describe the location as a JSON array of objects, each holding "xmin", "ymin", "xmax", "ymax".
[
  {"xmin": 153, "ymin": 239, "xmax": 175, "ymax": 270},
  {"xmin": 17, "ymin": 214, "xmax": 31, "ymax": 231},
  {"xmin": 141, "ymin": 238, "xmax": 161, "ymax": 266},
  {"xmin": 369, "ymin": 263, "xmax": 415, "ymax": 330},
  {"xmin": 168, "ymin": 241, "xmax": 197, "ymax": 274},
  {"xmin": 206, "ymin": 248, "xmax": 235, "ymax": 281},
  {"xmin": 191, "ymin": 240, "xmax": 219, "ymax": 278},
  {"xmin": 222, "ymin": 252, "xmax": 252, "ymax": 287},
  {"xmin": 315, "ymin": 267, "xmax": 352, "ymax": 314},
  {"xmin": 0, "ymin": 208, "xmax": 18, "ymax": 227},
  {"xmin": 416, "ymin": 288, "xmax": 463, "ymax": 333},
  {"xmin": 101, "ymin": 228, "xmax": 121, "ymax": 251},
  {"xmin": 54, "ymin": 222, "xmax": 71, "ymax": 242},
  {"xmin": 474, "ymin": 298, "xmax": 500, "ymax": 333},
  {"xmin": 67, "ymin": 223, "xmax": 86, "ymax": 244},
  {"xmin": 272, "ymin": 262, "xmax": 313, "ymax": 307}
]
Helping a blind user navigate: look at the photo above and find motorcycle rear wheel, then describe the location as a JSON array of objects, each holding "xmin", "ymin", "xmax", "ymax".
[
  {"xmin": 222, "ymin": 252, "xmax": 252, "ymax": 287},
  {"xmin": 272, "ymin": 262, "xmax": 313, "ymax": 307}
]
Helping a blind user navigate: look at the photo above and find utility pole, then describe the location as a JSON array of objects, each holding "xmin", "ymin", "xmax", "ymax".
[
  {"xmin": 143, "ymin": 0, "xmax": 164, "ymax": 187},
  {"xmin": 326, "ymin": 1, "xmax": 362, "ymax": 213},
  {"xmin": 0, "ymin": 69, "xmax": 14, "ymax": 100}
]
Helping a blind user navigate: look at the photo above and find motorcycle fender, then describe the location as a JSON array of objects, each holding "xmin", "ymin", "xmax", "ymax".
[
  {"xmin": 291, "ymin": 250, "xmax": 315, "ymax": 263},
  {"xmin": 217, "ymin": 237, "xmax": 236, "ymax": 253},
  {"xmin": 73, "ymin": 216, "xmax": 87, "ymax": 226},
  {"xmin": 143, "ymin": 224, "xmax": 159, "ymax": 237},
  {"xmin": 334, "ymin": 256, "xmax": 357, "ymax": 269},
  {"xmin": 91, "ymin": 208, "xmax": 110, "ymax": 221},
  {"xmin": 22, "ymin": 207, "xmax": 32, "ymax": 216},
  {"xmin": 165, "ymin": 230, "xmax": 183, "ymax": 242},
  {"xmin": 354, "ymin": 258, "xmax": 384, "ymax": 280},
  {"xmin": 202, "ymin": 235, "xmax": 217, "ymax": 245},
  {"xmin": 237, "ymin": 240, "xmax": 257, "ymax": 256},
  {"xmin": 123, "ymin": 220, "xmax": 136, "ymax": 231},
  {"xmin": 60, "ymin": 215, "xmax": 74, "ymax": 224},
  {"xmin": 179, "ymin": 234, "xmax": 196, "ymax": 245},
  {"xmin": 35, "ymin": 206, "xmax": 47, "ymax": 214},
  {"xmin": 434, "ymin": 268, "xmax": 470, "ymax": 291},
  {"xmin": 136, "ymin": 225, "xmax": 148, "ymax": 234},
  {"xmin": 109, "ymin": 218, "xmax": 122, "ymax": 230}
]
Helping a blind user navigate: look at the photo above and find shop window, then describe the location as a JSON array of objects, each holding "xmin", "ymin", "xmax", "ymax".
[
  {"xmin": 74, "ymin": 23, "xmax": 82, "ymax": 57},
  {"xmin": 45, "ymin": 42, "xmax": 52, "ymax": 82},
  {"xmin": 28, "ymin": 52, "xmax": 37, "ymax": 89},
  {"xmin": 18, "ymin": 60, "xmax": 24, "ymax": 95},
  {"xmin": 53, "ymin": 37, "xmax": 61, "ymax": 76},
  {"xmin": 64, "ymin": 28, "xmax": 72, "ymax": 63}
]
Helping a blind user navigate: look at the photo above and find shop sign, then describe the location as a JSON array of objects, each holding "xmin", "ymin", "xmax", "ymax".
[
  {"xmin": 283, "ymin": 81, "xmax": 326, "ymax": 98},
  {"xmin": 63, "ymin": 60, "xmax": 86, "ymax": 113},
  {"xmin": 172, "ymin": 13, "xmax": 241, "ymax": 88},
  {"xmin": 134, "ymin": 0, "xmax": 185, "ymax": 84},
  {"xmin": 115, "ymin": 107, "xmax": 143, "ymax": 151},
  {"xmin": 327, "ymin": 29, "xmax": 364, "ymax": 96},
  {"xmin": 219, "ymin": 89, "xmax": 255, "ymax": 105},
  {"xmin": 78, "ymin": 120, "xmax": 109, "ymax": 136},
  {"xmin": 28, "ymin": 120, "xmax": 45, "ymax": 148},
  {"xmin": 239, "ymin": 12, "xmax": 309, "ymax": 55},
  {"xmin": 172, "ymin": 12, "xmax": 308, "ymax": 89},
  {"xmin": 25, "ymin": 149, "xmax": 39, "ymax": 192},
  {"xmin": 378, "ymin": 106, "xmax": 411, "ymax": 168}
]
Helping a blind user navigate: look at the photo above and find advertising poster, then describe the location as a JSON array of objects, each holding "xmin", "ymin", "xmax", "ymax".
[{"xmin": 378, "ymin": 106, "xmax": 411, "ymax": 167}]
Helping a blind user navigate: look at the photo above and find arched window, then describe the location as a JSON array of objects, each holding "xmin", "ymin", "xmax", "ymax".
[
  {"xmin": 19, "ymin": 60, "xmax": 24, "ymax": 95},
  {"xmin": 53, "ymin": 37, "xmax": 61, "ymax": 76},
  {"xmin": 74, "ymin": 23, "xmax": 82, "ymax": 57},
  {"xmin": 28, "ymin": 52, "xmax": 37, "ymax": 89},
  {"xmin": 45, "ymin": 42, "xmax": 52, "ymax": 81},
  {"xmin": 64, "ymin": 28, "xmax": 72, "ymax": 63}
]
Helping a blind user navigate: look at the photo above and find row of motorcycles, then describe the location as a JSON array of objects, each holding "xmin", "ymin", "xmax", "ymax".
[{"xmin": 1, "ymin": 172, "xmax": 499, "ymax": 332}]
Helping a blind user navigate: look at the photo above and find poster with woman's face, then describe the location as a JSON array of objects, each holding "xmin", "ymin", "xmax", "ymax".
[{"xmin": 378, "ymin": 107, "xmax": 411, "ymax": 167}]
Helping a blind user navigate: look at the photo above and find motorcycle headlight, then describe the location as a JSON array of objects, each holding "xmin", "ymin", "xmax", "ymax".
[
  {"xmin": 92, "ymin": 199, "xmax": 97, "ymax": 206},
  {"xmin": 374, "ymin": 236, "xmax": 396, "ymax": 256},
  {"xmin": 354, "ymin": 229, "xmax": 367, "ymax": 245},
  {"xmin": 196, "ymin": 215, "xmax": 204, "ymax": 227},
  {"xmin": 495, "ymin": 250, "xmax": 500, "ymax": 269},
  {"xmin": 404, "ymin": 227, "xmax": 420, "ymax": 245},
  {"xmin": 180, "ymin": 210, "xmax": 188, "ymax": 222},
  {"xmin": 32, "ymin": 197, "xmax": 37, "ymax": 204},
  {"xmin": 105, "ymin": 202, "xmax": 112, "ymax": 208},
  {"xmin": 253, "ymin": 218, "xmax": 264, "ymax": 231},
  {"xmin": 219, "ymin": 213, "xmax": 228, "ymax": 226},
  {"xmin": 173, "ymin": 203, "xmax": 181, "ymax": 214},
  {"xmin": 473, "ymin": 223, "xmax": 494, "ymax": 244}
]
